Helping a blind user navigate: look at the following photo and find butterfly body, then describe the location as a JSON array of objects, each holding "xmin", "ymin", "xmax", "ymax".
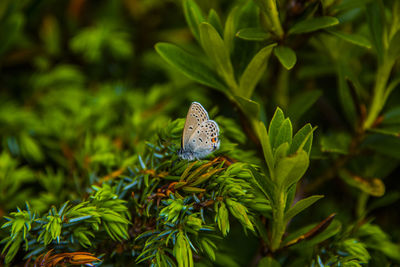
[{"xmin": 178, "ymin": 102, "xmax": 220, "ymax": 161}]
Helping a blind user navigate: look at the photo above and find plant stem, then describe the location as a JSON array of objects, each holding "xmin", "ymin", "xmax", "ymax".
[
  {"xmin": 266, "ymin": 0, "xmax": 284, "ymax": 39},
  {"xmin": 270, "ymin": 190, "xmax": 286, "ymax": 251},
  {"xmin": 257, "ymin": 0, "xmax": 284, "ymax": 39},
  {"xmin": 363, "ymin": 58, "xmax": 394, "ymax": 129},
  {"xmin": 356, "ymin": 192, "xmax": 369, "ymax": 219},
  {"xmin": 275, "ymin": 67, "xmax": 289, "ymax": 109}
]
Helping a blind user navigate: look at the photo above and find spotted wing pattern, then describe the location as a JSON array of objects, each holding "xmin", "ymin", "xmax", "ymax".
[
  {"xmin": 181, "ymin": 102, "xmax": 209, "ymax": 148},
  {"xmin": 187, "ymin": 120, "xmax": 220, "ymax": 155}
]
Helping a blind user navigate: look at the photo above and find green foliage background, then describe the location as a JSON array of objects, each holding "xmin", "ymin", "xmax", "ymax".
[{"xmin": 0, "ymin": 0, "xmax": 400, "ymax": 266}]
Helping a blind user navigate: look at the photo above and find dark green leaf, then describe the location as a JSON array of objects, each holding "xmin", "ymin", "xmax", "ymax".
[
  {"xmin": 0, "ymin": 14, "xmax": 24, "ymax": 56},
  {"xmin": 273, "ymin": 46, "xmax": 297, "ymax": 70},
  {"xmin": 333, "ymin": 0, "xmax": 373, "ymax": 12},
  {"xmin": 320, "ymin": 132, "xmax": 351, "ymax": 154},
  {"xmin": 285, "ymin": 195, "xmax": 324, "ymax": 222},
  {"xmin": 239, "ymin": 43, "xmax": 276, "ymax": 98},
  {"xmin": 289, "ymin": 123, "xmax": 314, "ymax": 155},
  {"xmin": 155, "ymin": 42, "xmax": 227, "ymax": 92},
  {"xmin": 285, "ymin": 217, "xmax": 341, "ymax": 248},
  {"xmin": 208, "ymin": 9, "xmax": 223, "ymax": 36},
  {"xmin": 223, "ymin": 7, "xmax": 238, "ymax": 54},
  {"xmin": 388, "ymin": 30, "xmax": 400, "ymax": 60},
  {"xmin": 268, "ymin": 107, "xmax": 285, "ymax": 150},
  {"xmin": 275, "ymin": 150, "xmax": 309, "ymax": 189},
  {"xmin": 285, "ymin": 184, "xmax": 297, "ymax": 211},
  {"xmin": 236, "ymin": 28, "xmax": 270, "ymax": 41},
  {"xmin": 258, "ymin": 256, "xmax": 281, "ymax": 267},
  {"xmin": 362, "ymin": 134, "xmax": 400, "ymax": 159},
  {"xmin": 183, "ymin": 0, "xmax": 205, "ymax": 41},
  {"xmin": 234, "ymin": 95, "xmax": 260, "ymax": 121},
  {"xmin": 289, "ymin": 16, "xmax": 339, "ymax": 35},
  {"xmin": 337, "ymin": 64, "xmax": 358, "ymax": 127},
  {"xmin": 365, "ymin": 0, "xmax": 385, "ymax": 63},
  {"xmin": 253, "ymin": 217, "xmax": 270, "ymax": 245},
  {"xmin": 256, "ymin": 122, "xmax": 275, "ymax": 178},
  {"xmin": 368, "ymin": 192, "xmax": 400, "ymax": 213},
  {"xmin": 273, "ymin": 118, "xmax": 292, "ymax": 150},
  {"xmin": 200, "ymin": 22, "xmax": 237, "ymax": 92},
  {"xmin": 287, "ymin": 90, "xmax": 322, "ymax": 123},
  {"xmin": 326, "ymin": 29, "xmax": 372, "ymax": 48},
  {"xmin": 249, "ymin": 165, "xmax": 276, "ymax": 204}
]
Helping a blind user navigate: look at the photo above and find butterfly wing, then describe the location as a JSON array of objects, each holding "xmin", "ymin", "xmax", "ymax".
[
  {"xmin": 182, "ymin": 102, "xmax": 209, "ymax": 148},
  {"xmin": 186, "ymin": 120, "xmax": 220, "ymax": 158}
]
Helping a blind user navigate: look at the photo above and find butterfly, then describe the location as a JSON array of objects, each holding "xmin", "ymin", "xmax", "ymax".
[{"xmin": 178, "ymin": 102, "xmax": 220, "ymax": 161}]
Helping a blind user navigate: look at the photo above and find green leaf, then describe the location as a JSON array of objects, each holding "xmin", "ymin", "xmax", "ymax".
[
  {"xmin": 201, "ymin": 238, "xmax": 216, "ymax": 261},
  {"xmin": 238, "ymin": 43, "xmax": 276, "ymax": 98},
  {"xmin": 274, "ymin": 142, "xmax": 290, "ymax": 163},
  {"xmin": 253, "ymin": 217, "xmax": 270, "ymax": 245},
  {"xmin": 289, "ymin": 16, "xmax": 339, "ymax": 35},
  {"xmin": 19, "ymin": 134, "xmax": 44, "ymax": 162},
  {"xmin": 216, "ymin": 202, "xmax": 230, "ymax": 236},
  {"xmin": 155, "ymin": 42, "xmax": 227, "ymax": 92},
  {"xmin": 208, "ymin": 9, "xmax": 223, "ymax": 36},
  {"xmin": 365, "ymin": 0, "xmax": 385, "ymax": 63},
  {"xmin": 273, "ymin": 118, "xmax": 293, "ymax": 151},
  {"xmin": 284, "ymin": 195, "xmax": 324, "ymax": 222},
  {"xmin": 183, "ymin": 0, "xmax": 205, "ymax": 41},
  {"xmin": 337, "ymin": 63, "xmax": 357, "ymax": 126},
  {"xmin": 223, "ymin": 7, "xmax": 238, "ymax": 54},
  {"xmin": 274, "ymin": 46, "xmax": 297, "ymax": 70},
  {"xmin": 383, "ymin": 76, "xmax": 400, "ymax": 105},
  {"xmin": 326, "ymin": 29, "xmax": 372, "ymax": 48},
  {"xmin": 362, "ymin": 134, "xmax": 400, "ymax": 159},
  {"xmin": 287, "ymin": 90, "xmax": 322, "ymax": 122},
  {"xmin": 284, "ymin": 218, "xmax": 341, "ymax": 248},
  {"xmin": 199, "ymin": 22, "xmax": 237, "ymax": 92},
  {"xmin": 253, "ymin": 0, "xmax": 283, "ymax": 38},
  {"xmin": 5, "ymin": 234, "xmax": 22, "ymax": 264},
  {"xmin": 268, "ymin": 107, "xmax": 285, "ymax": 150},
  {"xmin": 341, "ymin": 239, "xmax": 371, "ymax": 263},
  {"xmin": 0, "ymin": 13, "xmax": 24, "ymax": 56},
  {"xmin": 333, "ymin": 0, "xmax": 374, "ymax": 12},
  {"xmin": 339, "ymin": 170, "xmax": 385, "ymax": 197},
  {"xmin": 275, "ymin": 150, "xmax": 309, "ymax": 189},
  {"xmin": 236, "ymin": 28, "xmax": 270, "ymax": 41},
  {"xmin": 289, "ymin": 123, "xmax": 314, "ymax": 155},
  {"xmin": 320, "ymin": 132, "xmax": 351, "ymax": 154},
  {"xmin": 285, "ymin": 184, "xmax": 297, "ymax": 211},
  {"xmin": 249, "ymin": 165, "xmax": 276, "ymax": 204},
  {"xmin": 359, "ymin": 223, "xmax": 400, "ymax": 261},
  {"xmin": 303, "ymin": 219, "xmax": 341, "ymax": 246},
  {"xmin": 226, "ymin": 198, "xmax": 255, "ymax": 232},
  {"xmin": 388, "ymin": 30, "xmax": 400, "ymax": 60},
  {"xmin": 256, "ymin": 122, "xmax": 275, "ymax": 179},
  {"xmin": 234, "ymin": 95, "xmax": 260, "ymax": 121},
  {"xmin": 368, "ymin": 192, "xmax": 400, "ymax": 213},
  {"xmin": 382, "ymin": 106, "xmax": 400, "ymax": 124},
  {"xmin": 258, "ymin": 256, "xmax": 281, "ymax": 267},
  {"xmin": 174, "ymin": 232, "xmax": 193, "ymax": 267}
]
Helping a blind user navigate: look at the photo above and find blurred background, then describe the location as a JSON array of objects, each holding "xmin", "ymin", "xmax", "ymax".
[
  {"xmin": 1, "ymin": 0, "xmax": 400, "ymax": 265},
  {"xmin": 0, "ymin": 0, "xmax": 206, "ymax": 213}
]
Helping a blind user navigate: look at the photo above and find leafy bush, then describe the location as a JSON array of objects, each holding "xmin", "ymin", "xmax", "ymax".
[{"xmin": 1, "ymin": 0, "xmax": 400, "ymax": 266}]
